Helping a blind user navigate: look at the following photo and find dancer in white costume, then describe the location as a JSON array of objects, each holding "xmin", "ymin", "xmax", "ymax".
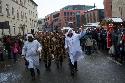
[
  {"xmin": 65, "ymin": 28, "xmax": 86, "ymax": 76},
  {"xmin": 22, "ymin": 34, "xmax": 42, "ymax": 80}
]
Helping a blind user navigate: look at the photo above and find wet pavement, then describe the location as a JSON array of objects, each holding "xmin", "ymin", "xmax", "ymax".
[{"xmin": 0, "ymin": 51, "xmax": 125, "ymax": 83}]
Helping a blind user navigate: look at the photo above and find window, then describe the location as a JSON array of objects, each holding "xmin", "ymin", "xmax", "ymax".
[
  {"xmin": 67, "ymin": 12, "xmax": 69, "ymax": 16},
  {"xmin": 70, "ymin": 17, "xmax": 72, "ymax": 21},
  {"xmin": 22, "ymin": 12, "xmax": 24, "ymax": 19},
  {"xmin": 87, "ymin": 14, "xmax": 89, "ymax": 23},
  {"xmin": 0, "ymin": 0, "xmax": 2, "ymax": 13},
  {"xmin": 15, "ymin": 0, "xmax": 18, "ymax": 3},
  {"xmin": 73, "ymin": 12, "xmax": 75, "ymax": 16},
  {"xmin": 65, "ymin": 19, "xmax": 67, "ymax": 21},
  {"xmin": 17, "ymin": 10, "xmax": 19, "ymax": 19},
  {"xmin": 64, "ymin": 12, "xmax": 66, "ymax": 16},
  {"xmin": 32, "ymin": 20, "xmax": 33, "ymax": 27},
  {"xmin": 67, "ymin": 17, "xmax": 69, "ymax": 21},
  {"xmin": 14, "ymin": 28, "xmax": 15, "ymax": 34},
  {"xmin": 70, "ymin": 12, "xmax": 72, "ymax": 16},
  {"xmin": 34, "ymin": 21, "xmax": 35, "ymax": 27},
  {"xmin": 6, "ymin": 4, "xmax": 10, "ymax": 16},
  {"xmin": 20, "ymin": 0, "xmax": 23, "ymax": 5},
  {"xmin": 29, "ymin": 10, "xmax": 30, "ymax": 15},
  {"xmin": 33, "ymin": 12, "xmax": 34, "ymax": 17},
  {"xmin": 73, "ymin": 17, "xmax": 75, "ymax": 21},
  {"xmin": 12, "ymin": 7, "xmax": 14, "ymax": 15},
  {"xmin": 25, "ymin": 13, "xmax": 27, "ymax": 19},
  {"xmin": 24, "ymin": 0, "xmax": 26, "ymax": 6},
  {"xmin": 30, "ymin": 18, "xmax": 31, "ymax": 24},
  {"xmin": 21, "ymin": 11, "xmax": 23, "ymax": 19},
  {"xmin": 119, "ymin": 7, "xmax": 123, "ymax": 17},
  {"xmin": 93, "ymin": 12, "xmax": 96, "ymax": 22},
  {"xmin": 90, "ymin": 13, "xmax": 92, "ymax": 23}
]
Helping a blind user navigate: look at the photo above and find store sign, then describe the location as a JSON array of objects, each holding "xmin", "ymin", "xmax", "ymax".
[{"xmin": 0, "ymin": 21, "xmax": 10, "ymax": 29}]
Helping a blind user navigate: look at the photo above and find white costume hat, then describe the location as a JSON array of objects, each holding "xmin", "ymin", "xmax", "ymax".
[{"xmin": 26, "ymin": 34, "xmax": 34, "ymax": 39}]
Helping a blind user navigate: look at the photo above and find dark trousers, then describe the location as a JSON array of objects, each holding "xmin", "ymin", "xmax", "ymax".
[
  {"xmin": 114, "ymin": 45, "xmax": 119, "ymax": 60},
  {"xmin": 0, "ymin": 53, "xmax": 4, "ymax": 61},
  {"xmin": 13, "ymin": 53, "xmax": 17, "ymax": 62},
  {"xmin": 44, "ymin": 58, "xmax": 51, "ymax": 70},
  {"xmin": 30, "ymin": 68, "xmax": 40, "ymax": 79},
  {"xmin": 86, "ymin": 46, "xmax": 91, "ymax": 55},
  {"xmin": 119, "ymin": 49, "xmax": 124, "ymax": 63},
  {"xmin": 97, "ymin": 41, "xmax": 101, "ymax": 50},
  {"xmin": 56, "ymin": 56, "xmax": 63, "ymax": 69},
  {"xmin": 24, "ymin": 58, "xmax": 29, "ymax": 69},
  {"xmin": 81, "ymin": 44, "xmax": 85, "ymax": 51},
  {"xmin": 69, "ymin": 58, "xmax": 77, "ymax": 76},
  {"xmin": 7, "ymin": 49, "xmax": 11, "ymax": 59}
]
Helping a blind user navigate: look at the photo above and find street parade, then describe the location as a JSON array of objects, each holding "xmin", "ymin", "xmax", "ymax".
[{"xmin": 1, "ymin": 0, "xmax": 125, "ymax": 83}]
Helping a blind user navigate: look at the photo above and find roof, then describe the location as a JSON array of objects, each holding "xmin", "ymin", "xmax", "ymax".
[
  {"xmin": 84, "ymin": 22, "xmax": 99, "ymax": 26},
  {"xmin": 108, "ymin": 17, "xmax": 123, "ymax": 22},
  {"xmin": 61, "ymin": 27, "xmax": 71, "ymax": 30},
  {"xmin": 61, "ymin": 5, "xmax": 95, "ymax": 11},
  {"xmin": 30, "ymin": 0, "xmax": 38, "ymax": 6},
  {"xmin": 84, "ymin": 22, "xmax": 100, "ymax": 27}
]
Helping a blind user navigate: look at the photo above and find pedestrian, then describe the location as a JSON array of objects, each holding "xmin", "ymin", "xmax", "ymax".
[
  {"xmin": 85, "ymin": 36, "xmax": 93, "ymax": 55},
  {"xmin": 11, "ymin": 40, "xmax": 19, "ymax": 62},
  {"xmin": 65, "ymin": 28, "xmax": 86, "ymax": 76},
  {"xmin": 54, "ymin": 32, "xmax": 65, "ymax": 69},
  {"xmin": 4, "ymin": 35, "xmax": 12, "ymax": 59},
  {"xmin": 42, "ymin": 32, "xmax": 52, "ymax": 71},
  {"xmin": 111, "ymin": 29, "xmax": 119, "ymax": 60},
  {"xmin": 22, "ymin": 34, "xmax": 42, "ymax": 80},
  {"xmin": 0, "ymin": 39, "xmax": 4, "ymax": 61}
]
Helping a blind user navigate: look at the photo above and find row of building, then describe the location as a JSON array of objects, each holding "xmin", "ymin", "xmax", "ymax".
[
  {"xmin": 38, "ymin": 5, "xmax": 104, "ymax": 32},
  {"xmin": 39, "ymin": 0, "xmax": 125, "ymax": 32},
  {"xmin": 104, "ymin": 0, "xmax": 125, "ymax": 19},
  {"xmin": 1, "ymin": 0, "xmax": 125, "ymax": 36},
  {"xmin": 0, "ymin": 0, "xmax": 38, "ymax": 37}
]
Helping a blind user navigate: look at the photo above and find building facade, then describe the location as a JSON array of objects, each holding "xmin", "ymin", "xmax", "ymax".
[
  {"xmin": 37, "ymin": 18, "xmax": 45, "ymax": 31},
  {"xmin": 112, "ymin": 0, "xmax": 125, "ymax": 20},
  {"xmin": 60, "ymin": 5, "xmax": 95, "ymax": 28},
  {"xmin": 60, "ymin": 9, "xmax": 84, "ymax": 28},
  {"xmin": 44, "ymin": 5, "xmax": 95, "ymax": 31},
  {"xmin": 51, "ymin": 11, "xmax": 61, "ymax": 31},
  {"xmin": 0, "ymin": 0, "xmax": 38, "ymax": 37},
  {"xmin": 104, "ymin": 0, "xmax": 112, "ymax": 18},
  {"xmin": 84, "ymin": 9, "xmax": 104, "ymax": 24},
  {"xmin": 45, "ymin": 14, "xmax": 53, "ymax": 31}
]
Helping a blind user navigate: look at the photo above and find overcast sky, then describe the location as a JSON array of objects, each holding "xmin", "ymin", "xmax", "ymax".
[{"xmin": 34, "ymin": 0, "xmax": 104, "ymax": 18}]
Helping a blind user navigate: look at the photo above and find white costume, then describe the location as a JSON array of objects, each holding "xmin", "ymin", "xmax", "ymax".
[
  {"xmin": 65, "ymin": 29, "xmax": 86, "ymax": 65},
  {"xmin": 22, "ymin": 34, "xmax": 42, "ymax": 69}
]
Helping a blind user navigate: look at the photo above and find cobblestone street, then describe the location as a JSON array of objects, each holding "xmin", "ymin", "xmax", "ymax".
[{"xmin": 0, "ymin": 51, "xmax": 125, "ymax": 83}]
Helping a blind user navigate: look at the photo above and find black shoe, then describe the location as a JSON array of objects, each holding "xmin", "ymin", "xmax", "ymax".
[
  {"xmin": 57, "ymin": 64, "xmax": 59, "ymax": 69},
  {"xmin": 71, "ymin": 72, "xmax": 74, "ymax": 76},
  {"xmin": 31, "ymin": 76, "xmax": 35, "ymax": 80},
  {"xmin": 37, "ymin": 69, "xmax": 40, "ymax": 76},
  {"xmin": 75, "ymin": 69, "xmax": 78, "ymax": 72},
  {"xmin": 71, "ymin": 69, "xmax": 75, "ymax": 76},
  {"xmin": 46, "ymin": 68, "xmax": 51, "ymax": 71}
]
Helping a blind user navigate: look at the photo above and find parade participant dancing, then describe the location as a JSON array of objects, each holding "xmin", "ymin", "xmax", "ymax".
[
  {"xmin": 42, "ymin": 32, "xmax": 52, "ymax": 71},
  {"xmin": 65, "ymin": 28, "xmax": 86, "ymax": 76},
  {"xmin": 22, "ymin": 34, "xmax": 42, "ymax": 80}
]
